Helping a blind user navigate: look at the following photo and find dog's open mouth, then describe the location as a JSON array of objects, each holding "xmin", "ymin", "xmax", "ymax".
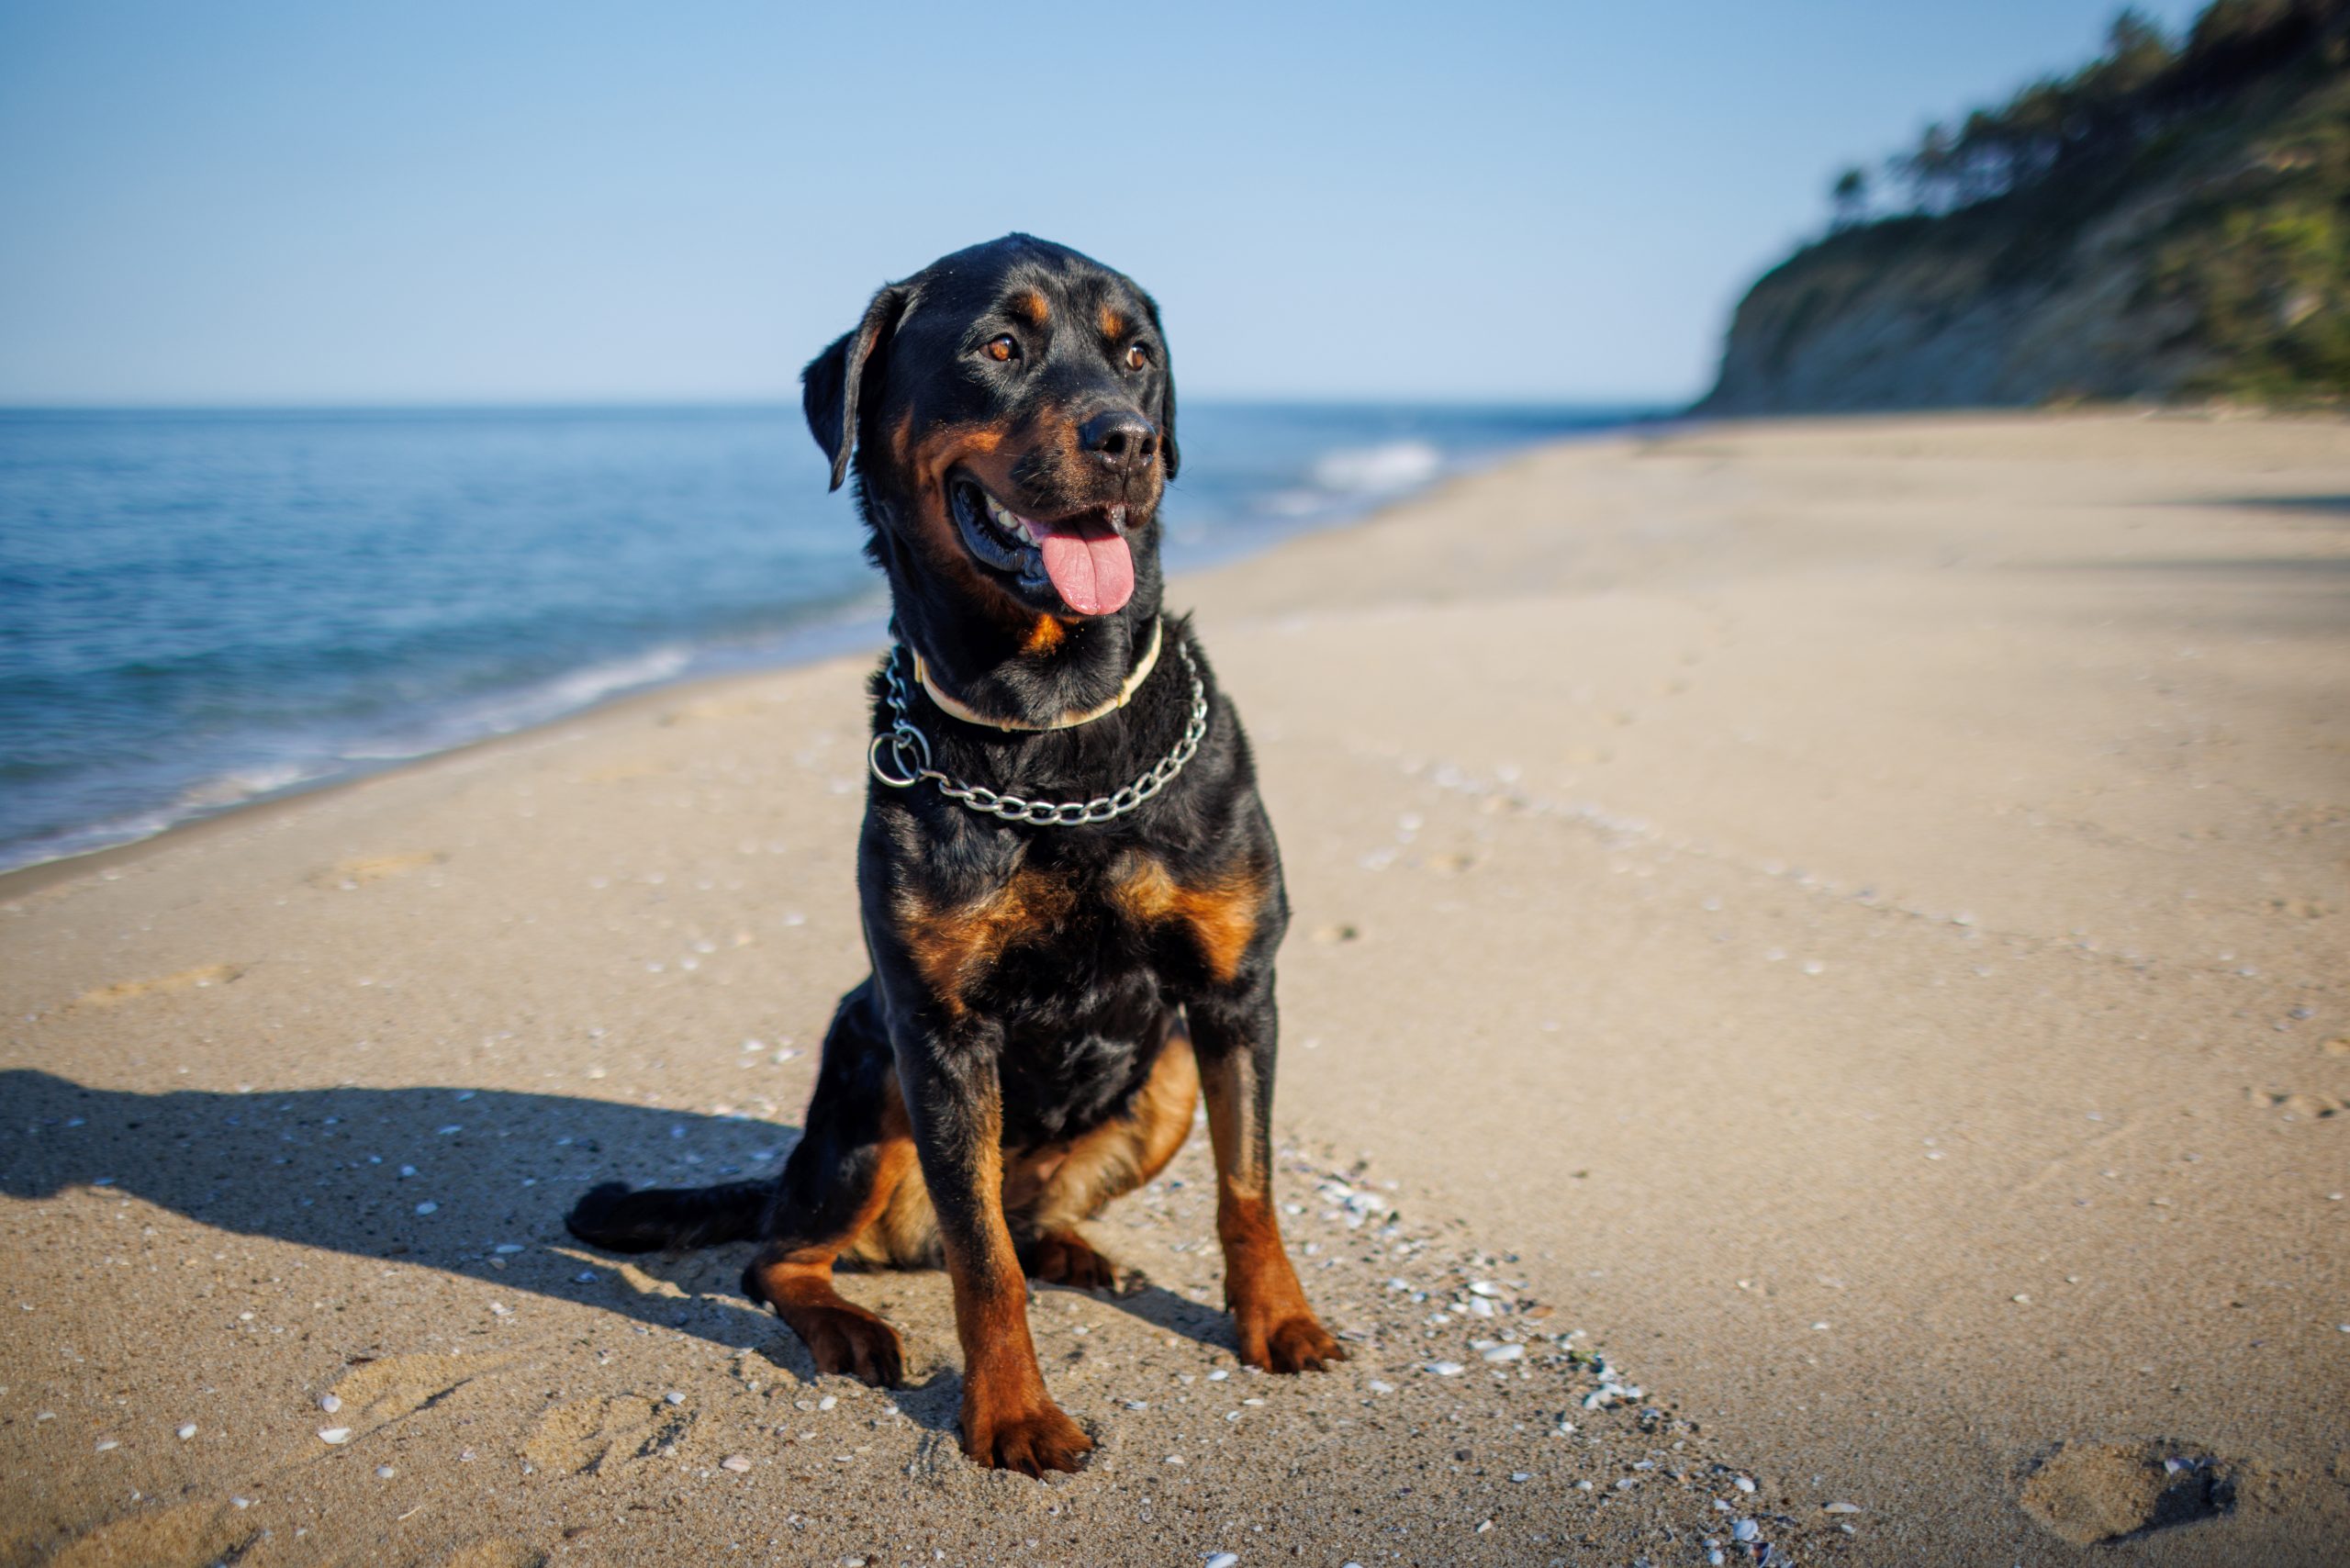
[{"xmin": 949, "ymin": 476, "xmax": 1135, "ymax": 617}]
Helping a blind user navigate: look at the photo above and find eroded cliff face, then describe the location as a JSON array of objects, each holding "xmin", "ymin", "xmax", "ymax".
[
  {"xmin": 1697, "ymin": 196, "xmax": 2217, "ymax": 414},
  {"xmin": 1698, "ymin": 62, "xmax": 2348, "ymax": 414}
]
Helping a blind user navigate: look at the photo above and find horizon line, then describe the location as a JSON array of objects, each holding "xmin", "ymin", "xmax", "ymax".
[{"xmin": 0, "ymin": 393, "xmax": 1690, "ymax": 416}]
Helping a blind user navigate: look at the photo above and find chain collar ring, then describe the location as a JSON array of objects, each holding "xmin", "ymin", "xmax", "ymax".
[{"xmin": 866, "ymin": 639, "xmax": 1208, "ymax": 825}]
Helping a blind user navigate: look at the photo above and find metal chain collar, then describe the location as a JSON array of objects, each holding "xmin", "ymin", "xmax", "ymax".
[{"xmin": 866, "ymin": 639, "xmax": 1209, "ymax": 826}]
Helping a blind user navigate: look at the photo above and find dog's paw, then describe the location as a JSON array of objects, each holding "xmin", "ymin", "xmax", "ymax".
[
  {"xmin": 1237, "ymin": 1310, "xmax": 1347, "ymax": 1374},
  {"xmin": 782, "ymin": 1301, "xmax": 904, "ymax": 1388},
  {"xmin": 961, "ymin": 1397, "xmax": 1093, "ymax": 1476},
  {"xmin": 1019, "ymin": 1229, "xmax": 1130, "ymax": 1294}
]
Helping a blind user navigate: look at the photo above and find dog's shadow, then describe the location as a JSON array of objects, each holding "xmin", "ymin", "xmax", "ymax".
[{"xmin": 0, "ymin": 1069, "xmax": 1237, "ymax": 1436}]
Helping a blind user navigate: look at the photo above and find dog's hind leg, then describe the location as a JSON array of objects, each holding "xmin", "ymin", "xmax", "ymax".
[{"xmin": 741, "ymin": 978, "xmax": 918, "ymax": 1388}]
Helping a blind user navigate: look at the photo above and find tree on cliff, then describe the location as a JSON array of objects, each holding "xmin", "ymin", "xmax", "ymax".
[
  {"xmin": 1705, "ymin": 0, "xmax": 2349, "ymax": 411},
  {"xmin": 1830, "ymin": 167, "xmax": 1872, "ymax": 229},
  {"xmin": 1881, "ymin": 2, "xmax": 2342, "ymax": 216}
]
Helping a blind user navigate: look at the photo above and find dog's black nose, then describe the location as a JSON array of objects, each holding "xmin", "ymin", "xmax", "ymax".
[{"xmin": 1080, "ymin": 410, "xmax": 1158, "ymax": 470}]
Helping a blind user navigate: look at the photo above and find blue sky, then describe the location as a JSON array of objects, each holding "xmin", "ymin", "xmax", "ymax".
[{"xmin": 0, "ymin": 1, "xmax": 2208, "ymax": 405}]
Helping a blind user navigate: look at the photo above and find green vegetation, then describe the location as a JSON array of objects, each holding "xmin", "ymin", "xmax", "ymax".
[
  {"xmin": 2144, "ymin": 91, "xmax": 2350, "ymax": 398},
  {"xmin": 1704, "ymin": 1, "xmax": 2350, "ymax": 410}
]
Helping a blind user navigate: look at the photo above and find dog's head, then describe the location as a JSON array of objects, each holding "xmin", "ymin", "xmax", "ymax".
[{"xmin": 802, "ymin": 235, "xmax": 1176, "ymax": 634}]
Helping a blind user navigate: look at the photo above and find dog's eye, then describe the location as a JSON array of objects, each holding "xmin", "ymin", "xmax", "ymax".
[
  {"xmin": 983, "ymin": 335, "xmax": 1020, "ymax": 364},
  {"xmin": 1124, "ymin": 343, "xmax": 1150, "ymax": 372}
]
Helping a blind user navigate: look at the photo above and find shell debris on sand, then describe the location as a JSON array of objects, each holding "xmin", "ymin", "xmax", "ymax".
[{"xmin": 2, "ymin": 1072, "xmax": 1841, "ymax": 1565}]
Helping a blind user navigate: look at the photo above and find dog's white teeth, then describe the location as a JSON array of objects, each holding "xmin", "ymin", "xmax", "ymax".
[{"xmin": 975, "ymin": 491, "xmax": 1048, "ymax": 544}]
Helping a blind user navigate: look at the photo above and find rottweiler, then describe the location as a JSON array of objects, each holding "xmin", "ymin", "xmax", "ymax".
[{"xmin": 566, "ymin": 234, "xmax": 1339, "ymax": 1475}]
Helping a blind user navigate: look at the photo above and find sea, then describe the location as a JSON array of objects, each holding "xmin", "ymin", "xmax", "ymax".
[{"xmin": 0, "ymin": 402, "xmax": 1659, "ymax": 873}]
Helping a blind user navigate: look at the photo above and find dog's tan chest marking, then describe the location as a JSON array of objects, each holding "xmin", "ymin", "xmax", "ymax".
[
  {"xmin": 893, "ymin": 852, "xmax": 1263, "ymax": 1011},
  {"xmin": 1111, "ymin": 854, "xmax": 1265, "ymax": 986},
  {"xmin": 893, "ymin": 868, "xmax": 1078, "ymax": 1014}
]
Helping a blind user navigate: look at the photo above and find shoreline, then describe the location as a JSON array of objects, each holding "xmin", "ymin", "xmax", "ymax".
[
  {"xmin": 6, "ymin": 409, "xmax": 2344, "ymax": 1564},
  {"xmin": 0, "ymin": 650, "xmax": 876, "ymax": 903},
  {"xmin": 0, "ymin": 607, "xmax": 891, "ymax": 896},
  {"xmin": 1, "ymin": 411, "xmax": 1655, "ymax": 887}
]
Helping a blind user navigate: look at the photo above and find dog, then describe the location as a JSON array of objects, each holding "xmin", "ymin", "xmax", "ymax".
[{"xmin": 566, "ymin": 234, "xmax": 1340, "ymax": 1475}]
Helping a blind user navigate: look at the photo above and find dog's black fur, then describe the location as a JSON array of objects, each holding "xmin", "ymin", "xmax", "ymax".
[{"xmin": 567, "ymin": 236, "xmax": 1337, "ymax": 1474}]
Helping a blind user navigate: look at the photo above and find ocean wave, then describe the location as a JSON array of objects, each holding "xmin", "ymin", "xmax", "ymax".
[
  {"xmin": 1249, "ymin": 440, "xmax": 1449, "ymax": 524},
  {"xmin": 0, "ymin": 808, "xmax": 185, "ymax": 874},
  {"xmin": 0, "ymin": 644, "xmax": 742, "ymax": 875},
  {"xmin": 339, "ymin": 645, "xmax": 695, "ymax": 762},
  {"xmin": 1309, "ymin": 440, "xmax": 1444, "ymax": 496},
  {"xmin": 174, "ymin": 762, "xmax": 330, "ymax": 810}
]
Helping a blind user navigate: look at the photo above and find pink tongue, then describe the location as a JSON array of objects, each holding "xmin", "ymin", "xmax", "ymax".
[{"xmin": 1035, "ymin": 522, "xmax": 1135, "ymax": 616}]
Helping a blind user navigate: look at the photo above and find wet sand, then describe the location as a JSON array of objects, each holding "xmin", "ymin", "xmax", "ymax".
[{"xmin": 4, "ymin": 410, "xmax": 2346, "ymax": 1565}]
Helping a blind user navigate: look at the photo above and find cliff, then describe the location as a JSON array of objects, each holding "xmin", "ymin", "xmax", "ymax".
[{"xmin": 1699, "ymin": 4, "xmax": 2350, "ymax": 413}]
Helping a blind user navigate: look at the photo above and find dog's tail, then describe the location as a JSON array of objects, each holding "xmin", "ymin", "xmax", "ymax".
[{"xmin": 564, "ymin": 1179, "xmax": 771, "ymax": 1254}]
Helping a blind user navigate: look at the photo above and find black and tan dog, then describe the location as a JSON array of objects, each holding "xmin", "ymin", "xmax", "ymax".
[{"xmin": 565, "ymin": 234, "xmax": 1339, "ymax": 1474}]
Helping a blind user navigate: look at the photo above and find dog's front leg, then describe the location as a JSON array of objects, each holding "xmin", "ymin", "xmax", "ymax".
[
  {"xmin": 897, "ymin": 1032, "xmax": 1093, "ymax": 1474},
  {"xmin": 1191, "ymin": 986, "xmax": 1346, "ymax": 1373}
]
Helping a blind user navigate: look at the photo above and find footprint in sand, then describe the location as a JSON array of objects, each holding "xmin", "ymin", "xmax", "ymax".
[
  {"xmin": 659, "ymin": 694, "xmax": 770, "ymax": 725},
  {"xmin": 301, "ymin": 1352, "xmax": 509, "ymax": 1454},
  {"xmin": 521, "ymin": 1394, "xmax": 688, "ymax": 1477},
  {"xmin": 2018, "ymin": 1440, "xmax": 2235, "ymax": 1544},
  {"xmin": 308, "ymin": 850, "xmax": 447, "ymax": 890},
  {"xmin": 2251, "ymin": 1088, "xmax": 2343, "ymax": 1121},
  {"xmin": 47, "ymin": 1363, "xmax": 526, "ymax": 1566},
  {"xmin": 41, "ymin": 1498, "xmax": 256, "ymax": 1568},
  {"xmin": 580, "ymin": 760, "xmax": 670, "ymax": 783},
  {"xmin": 437, "ymin": 1540, "xmax": 551, "ymax": 1568},
  {"xmin": 65, "ymin": 963, "xmax": 244, "ymax": 1014}
]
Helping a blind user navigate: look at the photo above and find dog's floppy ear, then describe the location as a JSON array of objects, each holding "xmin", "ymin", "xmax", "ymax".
[
  {"xmin": 802, "ymin": 283, "xmax": 912, "ymax": 492},
  {"xmin": 1138, "ymin": 289, "xmax": 1179, "ymax": 481}
]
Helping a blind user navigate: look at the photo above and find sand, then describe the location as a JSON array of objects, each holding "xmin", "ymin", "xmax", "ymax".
[{"xmin": 3, "ymin": 410, "xmax": 2345, "ymax": 1566}]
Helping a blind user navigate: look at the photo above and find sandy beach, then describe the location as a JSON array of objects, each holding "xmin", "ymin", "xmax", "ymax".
[{"xmin": 4, "ymin": 410, "xmax": 2346, "ymax": 1566}]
